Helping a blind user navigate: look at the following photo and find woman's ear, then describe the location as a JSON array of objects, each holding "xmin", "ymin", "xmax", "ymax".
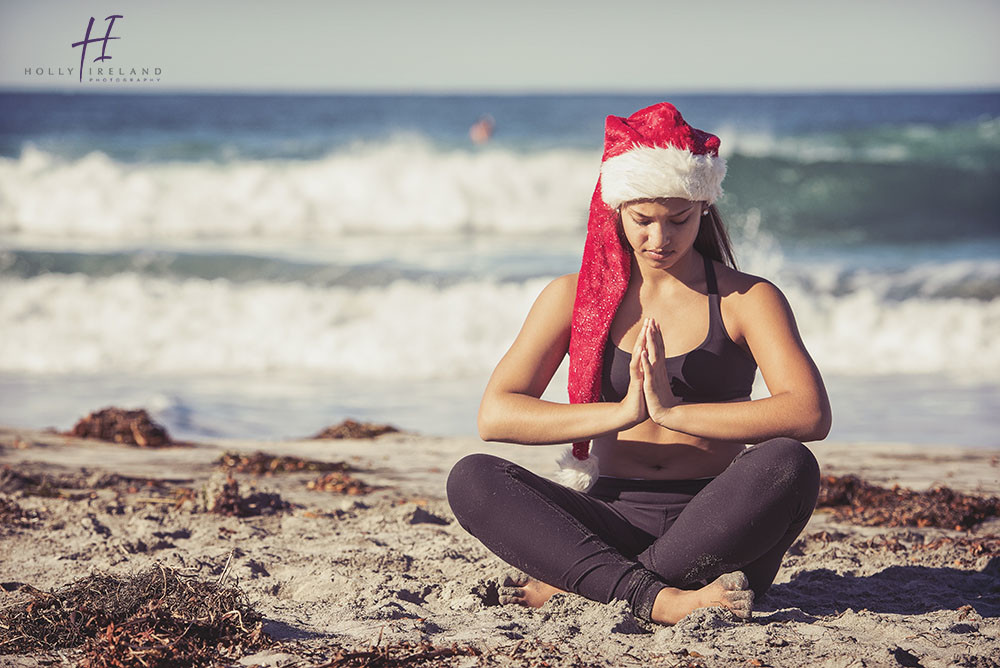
[{"xmin": 615, "ymin": 205, "xmax": 631, "ymax": 249}]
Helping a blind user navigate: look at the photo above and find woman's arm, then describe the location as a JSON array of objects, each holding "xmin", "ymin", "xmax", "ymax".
[
  {"xmin": 478, "ymin": 274, "xmax": 648, "ymax": 445},
  {"xmin": 642, "ymin": 280, "xmax": 832, "ymax": 443}
]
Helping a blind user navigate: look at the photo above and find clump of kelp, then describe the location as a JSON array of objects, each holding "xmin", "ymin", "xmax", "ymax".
[
  {"xmin": 1, "ymin": 463, "xmax": 175, "ymax": 499},
  {"xmin": 312, "ymin": 419, "xmax": 399, "ymax": 440},
  {"xmin": 202, "ymin": 474, "xmax": 292, "ymax": 517},
  {"xmin": 215, "ymin": 450, "xmax": 350, "ymax": 476},
  {"xmin": 280, "ymin": 637, "xmax": 595, "ymax": 667},
  {"xmin": 298, "ymin": 639, "xmax": 480, "ymax": 667},
  {"xmin": 0, "ymin": 566, "xmax": 269, "ymax": 667},
  {"xmin": 307, "ymin": 471, "xmax": 376, "ymax": 495},
  {"xmin": 0, "ymin": 571, "xmax": 488, "ymax": 668},
  {"xmin": 215, "ymin": 451, "xmax": 376, "ymax": 496},
  {"xmin": 0, "ymin": 496, "xmax": 44, "ymax": 533},
  {"xmin": 807, "ymin": 530, "xmax": 1000, "ymax": 568},
  {"xmin": 67, "ymin": 407, "xmax": 179, "ymax": 448},
  {"xmin": 817, "ymin": 474, "xmax": 1000, "ymax": 530}
]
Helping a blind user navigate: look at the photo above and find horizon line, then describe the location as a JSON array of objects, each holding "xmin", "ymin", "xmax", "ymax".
[{"xmin": 3, "ymin": 84, "xmax": 1000, "ymax": 97}]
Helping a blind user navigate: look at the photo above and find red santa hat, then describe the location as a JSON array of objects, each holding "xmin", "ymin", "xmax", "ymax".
[{"xmin": 555, "ymin": 102, "xmax": 727, "ymax": 491}]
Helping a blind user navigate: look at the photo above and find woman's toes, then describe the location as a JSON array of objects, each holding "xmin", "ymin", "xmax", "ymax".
[
  {"xmin": 502, "ymin": 570, "xmax": 531, "ymax": 588},
  {"xmin": 715, "ymin": 571, "xmax": 750, "ymax": 591},
  {"xmin": 498, "ymin": 585, "xmax": 527, "ymax": 606},
  {"xmin": 727, "ymin": 590, "xmax": 754, "ymax": 604},
  {"xmin": 725, "ymin": 590, "xmax": 754, "ymax": 619},
  {"xmin": 700, "ymin": 572, "xmax": 754, "ymax": 620}
]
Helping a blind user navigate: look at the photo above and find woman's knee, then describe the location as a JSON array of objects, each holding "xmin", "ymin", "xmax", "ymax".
[
  {"xmin": 446, "ymin": 453, "xmax": 508, "ymax": 524},
  {"xmin": 747, "ymin": 438, "xmax": 820, "ymax": 496}
]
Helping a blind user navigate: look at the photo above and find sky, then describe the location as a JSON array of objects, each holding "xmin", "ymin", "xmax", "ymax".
[{"xmin": 2, "ymin": 0, "xmax": 999, "ymax": 94}]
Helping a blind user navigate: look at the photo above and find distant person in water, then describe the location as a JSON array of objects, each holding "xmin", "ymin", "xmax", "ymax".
[
  {"xmin": 447, "ymin": 102, "xmax": 832, "ymax": 626},
  {"xmin": 469, "ymin": 114, "xmax": 495, "ymax": 145}
]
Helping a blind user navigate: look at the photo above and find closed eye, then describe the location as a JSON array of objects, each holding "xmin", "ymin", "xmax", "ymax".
[{"xmin": 671, "ymin": 208, "xmax": 696, "ymax": 224}]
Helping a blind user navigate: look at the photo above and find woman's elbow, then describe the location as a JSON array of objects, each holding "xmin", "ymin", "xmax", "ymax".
[
  {"xmin": 800, "ymin": 403, "xmax": 832, "ymax": 442},
  {"xmin": 477, "ymin": 401, "xmax": 502, "ymax": 442},
  {"xmin": 477, "ymin": 414, "xmax": 498, "ymax": 442}
]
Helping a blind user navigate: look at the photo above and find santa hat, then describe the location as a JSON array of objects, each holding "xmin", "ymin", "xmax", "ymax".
[{"xmin": 554, "ymin": 102, "xmax": 727, "ymax": 491}]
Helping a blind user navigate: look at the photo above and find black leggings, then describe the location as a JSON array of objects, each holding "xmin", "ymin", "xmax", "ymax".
[{"xmin": 446, "ymin": 438, "xmax": 820, "ymax": 621}]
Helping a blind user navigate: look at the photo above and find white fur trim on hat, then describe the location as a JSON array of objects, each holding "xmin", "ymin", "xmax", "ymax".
[
  {"xmin": 554, "ymin": 447, "xmax": 600, "ymax": 492},
  {"xmin": 600, "ymin": 144, "xmax": 727, "ymax": 209}
]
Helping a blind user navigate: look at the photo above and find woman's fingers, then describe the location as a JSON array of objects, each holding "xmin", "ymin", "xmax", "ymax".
[
  {"xmin": 646, "ymin": 318, "xmax": 668, "ymax": 362},
  {"xmin": 629, "ymin": 320, "xmax": 648, "ymax": 375},
  {"xmin": 620, "ymin": 322, "xmax": 648, "ymax": 425},
  {"xmin": 644, "ymin": 318, "xmax": 659, "ymax": 365},
  {"xmin": 631, "ymin": 319, "xmax": 647, "ymax": 362},
  {"xmin": 641, "ymin": 349, "xmax": 654, "ymax": 389},
  {"xmin": 652, "ymin": 319, "xmax": 666, "ymax": 358},
  {"xmin": 641, "ymin": 350, "xmax": 659, "ymax": 407}
]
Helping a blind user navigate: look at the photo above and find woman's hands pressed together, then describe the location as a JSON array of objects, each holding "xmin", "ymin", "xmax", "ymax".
[
  {"xmin": 639, "ymin": 318, "xmax": 679, "ymax": 427},
  {"xmin": 618, "ymin": 317, "xmax": 678, "ymax": 430},
  {"xmin": 619, "ymin": 319, "xmax": 650, "ymax": 428}
]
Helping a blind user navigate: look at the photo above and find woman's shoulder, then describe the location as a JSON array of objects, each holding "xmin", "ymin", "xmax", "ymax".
[
  {"xmin": 711, "ymin": 261, "xmax": 790, "ymax": 316},
  {"xmin": 508, "ymin": 273, "xmax": 579, "ymax": 353},
  {"xmin": 538, "ymin": 273, "xmax": 579, "ymax": 305},
  {"xmin": 713, "ymin": 261, "xmax": 779, "ymax": 297},
  {"xmin": 518, "ymin": 273, "xmax": 579, "ymax": 332},
  {"xmin": 715, "ymin": 262, "xmax": 791, "ymax": 334}
]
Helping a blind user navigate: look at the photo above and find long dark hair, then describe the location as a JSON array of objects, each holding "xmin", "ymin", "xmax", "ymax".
[
  {"xmin": 695, "ymin": 203, "xmax": 737, "ymax": 269},
  {"xmin": 616, "ymin": 201, "xmax": 738, "ymax": 270}
]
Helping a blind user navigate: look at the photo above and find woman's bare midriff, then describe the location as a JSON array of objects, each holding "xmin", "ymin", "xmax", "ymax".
[{"xmin": 591, "ymin": 403, "xmax": 749, "ymax": 479}]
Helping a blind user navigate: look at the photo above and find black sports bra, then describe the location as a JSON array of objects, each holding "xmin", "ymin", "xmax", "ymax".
[{"xmin": 602, "ymin": 255, "xmax": 757, "ymax": 404}]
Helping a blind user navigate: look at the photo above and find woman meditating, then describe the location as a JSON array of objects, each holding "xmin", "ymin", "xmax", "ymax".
[{"xmin": 447, "ymin": 102, "xmax": 831, "ymax": 626}]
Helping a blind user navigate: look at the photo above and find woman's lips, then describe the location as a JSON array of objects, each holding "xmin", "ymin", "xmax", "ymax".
[{"xmin": 645, "ymin": 249, "xmax": 673, "ymax": 260}]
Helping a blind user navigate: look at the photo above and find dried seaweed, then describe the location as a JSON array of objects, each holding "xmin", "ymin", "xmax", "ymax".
[
  {"xmin": 0, "ymin": 496, "xmax": 44, "ymax": 531},
  {"xmin": 203, "ymin": 474, "xmax": 293, "ymax": 517},
  {"xmin": 0, "ymin": 566, "xmax": 270, "ymax": 667},
  {"xmin": 0, "ymin": 465, "xmax": 59, "ymax": 496},
  {"xmin": 305, "ymin": 639, "xmax": 479, "ymax": 667},
  {"xmin": 280, "ymin": 636, "xmax": 593, "ymax": 668},
  {"xmin": 312, "ymin": 419, "xmax": 399, "ymax": 440},
  {"xmin": 0, "ymin": 464, "xmax": 173, "ymax": 498},
  {"xmin": 817, "ymin": 475, "xmax": 1000, "ymax": 530},
  {"xmin": 307, "ymin": 471, "xmax": 375, "ymax": 495},
  {"xmin": 809, "ymin": 530, "xmax": 1000, "ymax": 566},
  {"xmin": 215, "ymin": 450, "xmax": 350, "ymax": 476},
  {"xmin": 917, "ymin": 534, "xmax": 1000, "ymax": 555},
  {"xmin": 67, "ymin": 406, "xmax": 175, "ymax": 447}
]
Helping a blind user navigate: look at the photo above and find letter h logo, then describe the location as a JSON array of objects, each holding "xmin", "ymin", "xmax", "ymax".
[{"xmin": 72, "ymin": 15, "xmax": 124, "ymax": 82}]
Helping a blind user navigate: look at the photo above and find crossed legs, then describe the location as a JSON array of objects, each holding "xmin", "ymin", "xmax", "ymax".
[{"xmin": 446, "ymin": 438, "xmax": 820, "ymax": 624}]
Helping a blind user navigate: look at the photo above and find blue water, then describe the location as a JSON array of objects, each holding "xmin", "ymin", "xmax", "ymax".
[{"xmin": 0, "ymin": 90, "xmax": 998, "ymax": 447}]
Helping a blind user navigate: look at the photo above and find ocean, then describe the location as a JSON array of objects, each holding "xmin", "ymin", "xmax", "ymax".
[{"xmin": 1, "ymin": 91, "xmax": 997, "ymax": 448}]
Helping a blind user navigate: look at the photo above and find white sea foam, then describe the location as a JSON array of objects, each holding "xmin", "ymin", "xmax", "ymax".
[
  {"xmin": 4, "ymin": 121, "xmax": 990, "ymax": 246},
  {"xmin": 0, "ymin": 141, "xmax": 598, "ymax": 242},
  {"xmin": 0, "ymin": 273, "xmax": 547, "ymax": 379},
  {"xmin": 2, "ymin": 269, "xmax": 997, "ymax": 380}
]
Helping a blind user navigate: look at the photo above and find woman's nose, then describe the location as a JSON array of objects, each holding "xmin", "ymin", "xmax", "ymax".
[{"xmin": 647, "ymin": 222, "xmax": 668, "ymax": 247}]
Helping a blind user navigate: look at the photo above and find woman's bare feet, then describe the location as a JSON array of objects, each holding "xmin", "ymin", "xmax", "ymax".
[
  {"xmin": 496, "ymin": 570, "xmax": 753, "ymax": 623},
  {"xmin": 650, "ymin": 571, "xmax": 754, "ymax": 625},
  {"xmin": 498, "ymin": 572, "xmax": 566, "ymax": 608}
]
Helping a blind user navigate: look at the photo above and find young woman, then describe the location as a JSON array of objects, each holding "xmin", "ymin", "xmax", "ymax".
[{"xmin": 447, "ymin": 102, "xmax": 831, "ymax": 626}]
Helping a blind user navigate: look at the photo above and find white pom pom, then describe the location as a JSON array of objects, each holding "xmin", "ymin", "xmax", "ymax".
[{"xmin": 553, "ymin": 448, "xmax": 600, "ymax": 492}]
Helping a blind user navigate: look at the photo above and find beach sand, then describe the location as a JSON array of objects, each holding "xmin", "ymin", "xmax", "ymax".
[{"xmin": 1, "ymin": 425, "xmax": 998, "ymax": 667}]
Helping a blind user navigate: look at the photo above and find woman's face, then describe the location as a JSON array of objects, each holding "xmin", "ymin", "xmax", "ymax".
[{"xmin": 619, "ymin": 198, "xmax": 704, "ymax": 268}]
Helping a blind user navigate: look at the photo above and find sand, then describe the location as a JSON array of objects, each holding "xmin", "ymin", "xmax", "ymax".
[{"xmin": 1, "ymin": 426, "xmax": 998, "ymax": 667}]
